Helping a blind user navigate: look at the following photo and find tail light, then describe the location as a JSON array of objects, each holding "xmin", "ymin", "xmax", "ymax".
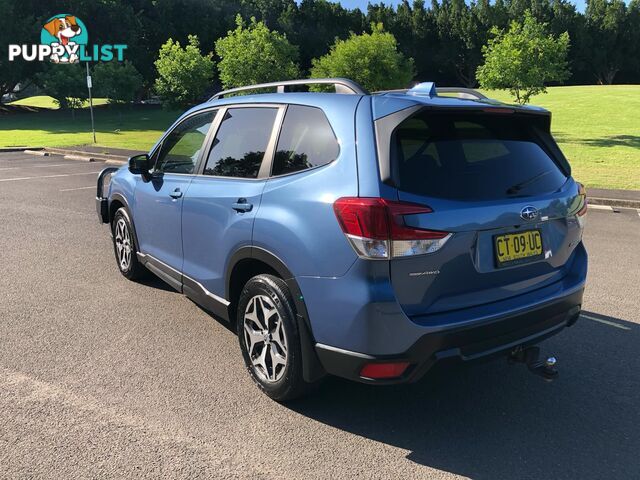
[
  {"xmin": 577, "ymin": 182, "xmax": 587, "ymax": 217},
  {"xmin": 333, "ymin": 197, "xmax": 451, "ymax": 259}
]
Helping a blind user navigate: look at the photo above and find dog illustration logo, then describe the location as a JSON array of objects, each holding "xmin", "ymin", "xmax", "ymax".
[{"xmin": 40, "ymin": 14, "xmax": 88, "ymax": 64}]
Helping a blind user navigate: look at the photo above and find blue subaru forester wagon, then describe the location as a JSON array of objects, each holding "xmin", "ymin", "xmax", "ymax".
[{"xmin": 96, "ymin": 78, "xmax": 587, "ymax": 400}]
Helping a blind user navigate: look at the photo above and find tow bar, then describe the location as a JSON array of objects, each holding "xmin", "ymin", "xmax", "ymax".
[{"xmin": 508, "ymin": 346, "xmax": 558, "ymax": 381}]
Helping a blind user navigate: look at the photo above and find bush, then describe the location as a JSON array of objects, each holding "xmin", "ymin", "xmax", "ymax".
[
  {"xmin": 36, "ymin": 64, "xmax": 87, "ymax": 110},
  {"xmin": 154, "ymin": 35, "xmax": 214, "ymax": 109},
  {"xmin": 476, "ymin": 12, "xmax": 570, "ymax": 104},
  {"xmin": 310, "ymin": 23, "xmax": 414, "ymax": 92},
  {"xmin": 93, "ymin": 61, "xmax": 143, "ymax": 104},
  {"xmin": 215, "ymin": 15, "xmax": 300, "ymax": 90}
]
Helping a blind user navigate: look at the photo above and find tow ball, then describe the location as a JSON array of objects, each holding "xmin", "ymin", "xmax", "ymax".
[{"xmin": 508, "ymin": 346, "xmax": 558, "ymax": 381}]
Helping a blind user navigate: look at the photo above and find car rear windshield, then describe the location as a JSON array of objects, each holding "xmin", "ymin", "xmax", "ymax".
[{"xmin": 390, "ymin": 111, "xmax": 568, "ymax": 201}]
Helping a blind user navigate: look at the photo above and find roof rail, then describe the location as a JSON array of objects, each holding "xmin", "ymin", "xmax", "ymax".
[
  {"xmin": 435, "ymin": 87, "xmax": 487, "ymax": 100},
  {"xmin": 373, "ymin": 86, "xmax": 487, "ymax": 100},
  {"xmin": 209, "ymin": 78, "xmax": 368, "ymax": 100}
]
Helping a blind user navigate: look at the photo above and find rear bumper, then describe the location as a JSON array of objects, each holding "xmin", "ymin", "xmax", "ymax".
[{"xmin": 315, "ymin": 287, "xmax": 583, "ymax": 384}]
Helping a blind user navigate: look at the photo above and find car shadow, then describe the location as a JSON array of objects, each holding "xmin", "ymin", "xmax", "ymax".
[
  {"xmin": 137, "ymin": 274, "xmax": 177, "ymax": 293},
  {"xmin": 287, "ymin": 311, "xmax": 640, "ymax": 479}
]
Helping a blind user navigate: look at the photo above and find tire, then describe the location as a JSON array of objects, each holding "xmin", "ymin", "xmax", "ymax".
[
  {"xmin": 237, "ymin": 274, "xmax": 315, "ymax": 401},
  {"xmin": 111, "ymin": 208, "xmax": 147, "ymax": 281}
]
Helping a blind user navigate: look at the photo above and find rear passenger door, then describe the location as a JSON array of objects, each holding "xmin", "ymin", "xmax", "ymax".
[{"xmin": 181, "ymin": 105, "xmax": 284, "ymax": 314}]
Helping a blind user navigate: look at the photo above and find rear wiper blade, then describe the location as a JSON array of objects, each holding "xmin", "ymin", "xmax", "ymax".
[{"xmin": 506, "ymin": 171, "xmax": 551, "ymax": 195}]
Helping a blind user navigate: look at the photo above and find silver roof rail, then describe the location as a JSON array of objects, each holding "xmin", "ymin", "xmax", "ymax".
[
  {"xmin": 373, "ymin": 86, "xmax": 487, "ymax": 100},
  {"xmin": 435, "ymin": 87, "xmax": 487, "ymax": 100},
  {"xmin": 210, "ymin": 78, "xmax": 369, "ymax": 100}
]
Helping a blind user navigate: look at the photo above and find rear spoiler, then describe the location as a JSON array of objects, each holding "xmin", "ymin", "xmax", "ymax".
[{"xmin": 374, "ymin": 105, "xmax": 569, "ymax": 187}]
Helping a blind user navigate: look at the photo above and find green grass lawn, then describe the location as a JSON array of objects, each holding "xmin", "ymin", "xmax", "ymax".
[
  {"xmin": 482, "ymin": 85, "xmax": 640, "ymax": 190},
  {"xmin": 1, "ymin": 86, "xmax": 639, "ymax": 189},
  {"xmin": 8, "ymin": 95, "xmax": 110, "ymax": 109},
  {"xmin": 0, "ymin": 104, "xmax": 180, "ymax": 151}
]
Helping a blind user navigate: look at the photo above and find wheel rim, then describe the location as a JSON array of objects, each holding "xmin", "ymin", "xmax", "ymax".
[
  {"xmin": 243, "ymin": 295, "xmax": 288, "ymax": 383},
  {"xmin": 114, "ymin": 218, "xmax": 132, "ymax": 271}
]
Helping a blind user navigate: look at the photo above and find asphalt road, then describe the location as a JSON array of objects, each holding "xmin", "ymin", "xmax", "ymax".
[{"xmin": 1, "ymin": 152, "xmax": 639, "ymax": 479}]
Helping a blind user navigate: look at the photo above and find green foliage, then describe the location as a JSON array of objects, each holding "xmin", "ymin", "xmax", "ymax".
[
  {"xmin": 0, "ymin": 0, "xmax": 42, "ymax": 101},
  {"xmin": 584, "ymin": 0, "xmax": 632, "ymax": 84},
  {"xmin": 310, "ymin": 23, "xmax": 414, "ymax": 92},
  {"xmin": 154, "ymin": 35, "xmax": 215, "ymax": 109},
  {"xmin": 3, "ymin": 0, "xmax": 640, "ymax": 104},
  {"xmin": 36, "ymin": 64, "xmax": 88, "ymax": 110},
  {"xmin": 93, "ymin": 61, "xmax": 143, "ymax": 104},
  {"xmin": 477, "ymin": 12, "xmax": 570, "ymax": 104},
  {"xmin": 215, "ymin": 15, "xmax": 300, "ymax": 89}
]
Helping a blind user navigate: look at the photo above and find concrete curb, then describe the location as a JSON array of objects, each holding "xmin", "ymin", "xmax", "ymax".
[
  {"xmin": 44, "ymin": 147, "xmax": 129, "ymax": 164},
  {"xmin": 588, "ymin": 197, "xmax": 640, "ymax": 210},
  {"xmin": 24, "ymin": 149, "xmax": 49, "ymax": 156}
]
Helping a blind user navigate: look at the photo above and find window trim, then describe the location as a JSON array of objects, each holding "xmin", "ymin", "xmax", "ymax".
[
  {"xmin": 149, "ymin": 107, "xmax": 220, "ymax": 177},
  {"xmin": 268, "ymin": 103, "xmax": 341, "ymax": 179},
  {"xmin": 196, "ymin": 103, "xmax": 286, "ymax": 181}
]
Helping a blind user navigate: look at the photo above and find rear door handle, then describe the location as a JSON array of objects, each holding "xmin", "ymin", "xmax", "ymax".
[
  {"xmin": 169, "ymin": 188, "xmax": 183, "ymax": 199},
  {"xmin": 232, "ymin": 198, "xmax": 253, "ymax": 212}
]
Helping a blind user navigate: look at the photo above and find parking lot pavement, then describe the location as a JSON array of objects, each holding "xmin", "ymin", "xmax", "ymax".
[{"xmin": 1, "ymin": 152, "xmax": 639, "ymax": 479}]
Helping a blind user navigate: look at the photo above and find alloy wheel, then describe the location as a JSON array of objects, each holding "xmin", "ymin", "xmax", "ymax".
[
  {"xmin": 114, "ymin": 218, "xmax": 132, "ymax": 271},
  {"xmin": 243, "ymin": 295, "xmax": 288, "ymax": 383}
]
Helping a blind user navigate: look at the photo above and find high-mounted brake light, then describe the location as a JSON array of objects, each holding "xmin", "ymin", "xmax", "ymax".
[
  {"xmin": 333, "ymin": 197, "xmax": 451, "ymax": 259},
  {"xmin": 482, "ymin": 108, "xmax": 515, "ymax": 114}
]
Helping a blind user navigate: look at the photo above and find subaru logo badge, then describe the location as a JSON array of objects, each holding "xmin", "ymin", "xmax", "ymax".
[{"xmin": 520, "ymin": 205, "xmax": 538, "ymax": 221}]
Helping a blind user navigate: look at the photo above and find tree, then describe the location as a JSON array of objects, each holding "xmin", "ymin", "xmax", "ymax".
[
  {"xmin": 215, "ymin": 15, "xmax": 300, "ymax": 89},
  {"xmin": 154, "ymin": 35, "xmax": 214, "ymax": 109},
  {"xmin": 93, "ymin": 61, "xmax": 143, "ymax": 104},
  {"xmin": 310, "ymin": 23, "xmax": 414, "ymax": 92},
  {"xmin": 36, "ymin": 64, "xmax": 87, "ymax": 111},
  {"xmin": 584, "ymin": 0, "xmax": 630, "ymax": 84},
  {"xmin": 476, "ymin": 11, "xmax": 570, "ymax": 104},
  {"xmin": 278, "ymin": 0, "xmax": 365, "ymax": 71},
  {"xmin": 0, "ymin": 0, "xmax": 42, "ymax": 102}
]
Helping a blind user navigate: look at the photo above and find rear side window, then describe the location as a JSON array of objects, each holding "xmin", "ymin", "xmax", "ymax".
[
  {"xmin": 272, "ymin": 105, "xmax": 339, "ymax": 176},
  {"xmin": 391, "ymin": 112, "xmax": 567, "ymax": 201},
  {"xmin": 204, "ymin": 107, "xmax": 278, "ymax": 178}
]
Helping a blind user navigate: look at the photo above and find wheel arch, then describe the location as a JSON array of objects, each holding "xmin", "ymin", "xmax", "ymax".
[
  {"xmin": 109, "ymin": 194, "xmax": 140, "ymax": 251},
  {"xmin": 226, "ymin": 246, "xmax": 325, "ymax": 382}
]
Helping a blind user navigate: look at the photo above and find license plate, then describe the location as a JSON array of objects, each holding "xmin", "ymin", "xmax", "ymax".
[{"xmin": 494, "ymin": 230, "xmax": 543, "ymax": 267}]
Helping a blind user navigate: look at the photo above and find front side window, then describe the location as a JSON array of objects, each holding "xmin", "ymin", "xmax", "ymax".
[
  {"xmin": 272, "ymin": 105, "xmax": 339, "ymax": 176},
  {"xmin": 155, "ymin": 110, "xmax": 216, "ymax": 174},
  {"xmin": 203, "ymin": 107, "xmax": 278, "ymax": 178}
]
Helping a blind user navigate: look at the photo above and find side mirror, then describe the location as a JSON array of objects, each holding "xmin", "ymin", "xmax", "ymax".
[{"xmin": 128, "ymin": 154, "xmax": 151, "ymax": 180}]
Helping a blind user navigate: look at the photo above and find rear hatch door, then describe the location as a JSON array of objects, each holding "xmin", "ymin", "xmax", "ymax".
[{"xmin": 381, "ymin": 108, "xmax": 584, "ymax": 317}]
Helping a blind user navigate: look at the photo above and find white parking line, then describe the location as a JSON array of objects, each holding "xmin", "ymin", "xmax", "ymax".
[
  {"xmin": 0, "ymin": 171, "xmax": 101, "ymax": 182},
  {"xmin": 581, "ymin": 313, "xmax": 631, "ymax": 330},
  {"xmin": 0, "ymin": 163, "xmax": 86, "ymax": 171},
  {"xmin": 60, "ymin": 186, "xmax": 95, "ymax": 192},
  {"xmin": 588, "ymin": 204, "xmax": 613, "ymax": 211}
]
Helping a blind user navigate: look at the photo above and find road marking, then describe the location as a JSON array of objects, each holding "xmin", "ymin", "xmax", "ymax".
[
  {"xmin": 581, "ymin": 313, "xmax": 631, "ymax": 330},
  {"xmin": 60, "ymin": 186, "xmax": 95, "ymax": 192},
  {"xmin": 0, "ymin": 163, "xmax": 90, "ymax": 171},
  {"xmin": 0, "ymin": 171, "xmax": 101, "ymax": 182},
  {"xmin": 588, "ymin": 204, "xmax": 613, "ymax": 211}
]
